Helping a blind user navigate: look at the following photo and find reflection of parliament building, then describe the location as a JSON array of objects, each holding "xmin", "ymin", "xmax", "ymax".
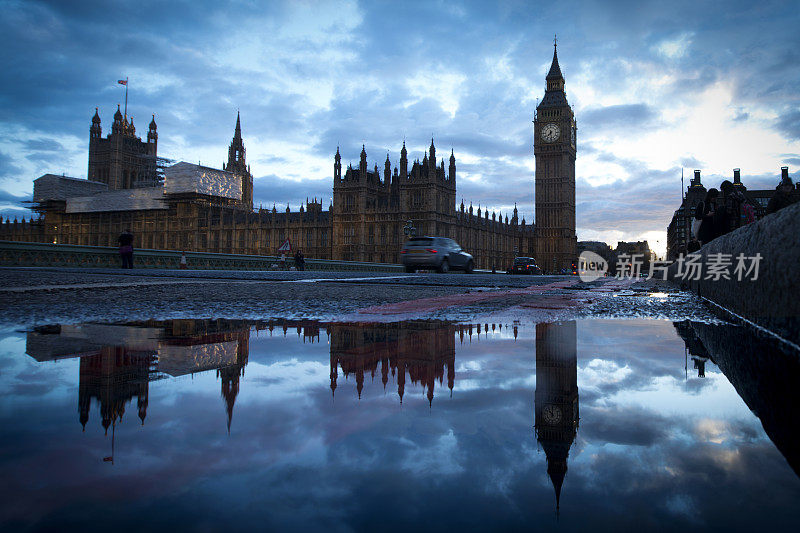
[
  {"xmin": 329, "ymin": 321, "xmax": 456, "ymax": 405},
  {"xmin": 1, "ymin": 45, "xmax": 577, "ymax": 271},
  {"xmin": 27, "ymin": 319, "xmax": 250, "ymax": 433},
  {"xmin": 26, "ymin": 319, "xmax": 514, "ymax": 433},
  {"xmin": 27, "ymin": 318, "xmax": 586, "ymax": 500},
  {"xmin": 534, "ymin": 321, "xmax": 579, "ymax": 512}
]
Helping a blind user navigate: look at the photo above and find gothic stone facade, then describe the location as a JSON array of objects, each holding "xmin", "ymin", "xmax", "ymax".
[
  {"xmin": 1, "ymin": 47, "xmax": 578, "ymax": 271},
  {"xmin": 534, "ymin": 44, "xmax": 578, "ymax": 272},
  {"xmin": 332, "ymin": 140, "xmax": 529, "ymax": 268},
  {"xmin": 88, "ymin": 105, "xmax": 159, "ymax": 189}
]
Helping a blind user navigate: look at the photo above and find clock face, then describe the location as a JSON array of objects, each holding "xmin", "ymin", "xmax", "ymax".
[
  {"xmin": 541, "ymin": 123, "xmax": 560, "ymax": 143},
  {"xmin": 543, "ymin": 404, "xmax": 562, "ymax": 424},
  {"xmin": 571, "ymin": 125, "xmax": 576, "ymax": 146}
]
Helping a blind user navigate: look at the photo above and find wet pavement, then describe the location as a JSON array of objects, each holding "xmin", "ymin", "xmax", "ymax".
[
  {"xmin": 0, "ymin": 268, "xmax": 716, "ymax": 326},
  {"xmin": 1, "ymin": 317, "xmax": 798, "ymax": 531}
]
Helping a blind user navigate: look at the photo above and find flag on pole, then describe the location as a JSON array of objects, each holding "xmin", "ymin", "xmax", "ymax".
[{"xmin": 118, "ymin": 79, "xmax": 127, "ymax": 85}]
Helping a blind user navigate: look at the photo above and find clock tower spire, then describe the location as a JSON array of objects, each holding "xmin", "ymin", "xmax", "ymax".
[{"xmin": 534, "ymin": 41, "xmax": 577, "ymax": 272}]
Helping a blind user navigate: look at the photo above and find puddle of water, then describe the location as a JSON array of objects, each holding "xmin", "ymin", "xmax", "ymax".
[{"xmin": 1, "ymin": 318, "xmax": 798, "ymax": 530}]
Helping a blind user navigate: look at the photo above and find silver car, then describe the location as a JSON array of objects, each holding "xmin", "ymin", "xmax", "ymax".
[{"xmin": 400, "ymin": 236, "xmax": 474, "ymax": 273}]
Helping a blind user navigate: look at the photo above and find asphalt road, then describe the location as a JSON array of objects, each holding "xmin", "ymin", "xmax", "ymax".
[{"xmin": 0, "ymin": 267, "xmax": 717, "ymax": 327}]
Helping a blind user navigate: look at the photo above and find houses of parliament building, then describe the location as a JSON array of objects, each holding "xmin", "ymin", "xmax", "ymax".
[{"xmin": 0, "ymin": 45, "xmax": 577, "ymax": 271}]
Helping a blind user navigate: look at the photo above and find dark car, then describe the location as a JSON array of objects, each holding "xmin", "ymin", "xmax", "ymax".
[
  {"xmin": 400, "ymin": 236, "xmax": 474, "ymax": 273},
  {"xmin": 508, "ymin": 257, "xmax": 541, "ymax": 275}
]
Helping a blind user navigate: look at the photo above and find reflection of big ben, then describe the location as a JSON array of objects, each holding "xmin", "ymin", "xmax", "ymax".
[{"xmin": 534, "ymin": 321, "xmax": 578, "ymax": 512}]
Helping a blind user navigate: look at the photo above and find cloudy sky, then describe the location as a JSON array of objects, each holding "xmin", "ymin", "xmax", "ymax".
[{"xmin": 1, "ymin": 0, "xmax": 799, "ymax": 256}]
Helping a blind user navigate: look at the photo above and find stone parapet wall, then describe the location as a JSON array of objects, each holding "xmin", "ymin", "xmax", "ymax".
[{"xmin": 668, "ymin": 201, "xmax": 800, "ymax": 345}]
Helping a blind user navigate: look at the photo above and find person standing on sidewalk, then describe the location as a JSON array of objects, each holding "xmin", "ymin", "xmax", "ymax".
[
  {"xmin": 118, "ymin": 229, "xmax": 134, "ymax": 269},
  {"xmin": 767, "ymin": 174, "xmax": 797, "ymax": 215}
]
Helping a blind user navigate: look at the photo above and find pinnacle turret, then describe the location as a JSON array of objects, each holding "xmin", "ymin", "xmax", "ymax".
[{"xmin": 546, "ymin": 38, "xmax": 563, "ymax": 81}]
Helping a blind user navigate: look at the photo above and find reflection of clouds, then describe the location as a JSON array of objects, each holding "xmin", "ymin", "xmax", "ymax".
[
  {"xmin": 579, "ymin": 358, "xmax": 632, "ymax": 390},
  {"xmin": 1, "ymin": 319, "xmax": 799, "ymax": 529},
  {"xmin": 580, "ymin": 405, "xmax": 667, "ymax": 446},
  {"xmin": 681, "ymin": 376, "xmax": 715, "ymax": 394},
  {"xmin": 458, "ymin": 360, "xmax": 482, "ymax": 372},
  {"xmin": 248, "ymin": 359, "xmax": 330, "ymax": 397},
  {"xmin": 401, "ymin": 429, "xmax": 464, "ymax": 476},
  {"xmin": 664, "ymin": 493, "xmax": 699, "ymax": 520},
  {"xmin": 694, "ymin": 418, "xmax": 729, "ymax": 444}
]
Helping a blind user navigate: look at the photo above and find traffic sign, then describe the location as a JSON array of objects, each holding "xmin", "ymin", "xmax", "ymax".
[{"xmin": 277, "ymin": 238, "xmax": 292, "ymax": 253}]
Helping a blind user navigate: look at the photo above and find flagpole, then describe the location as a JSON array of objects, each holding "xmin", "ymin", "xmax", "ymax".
[{"xmin": 124, "ymin": 77, "xmax": 128, "ymax": 119}]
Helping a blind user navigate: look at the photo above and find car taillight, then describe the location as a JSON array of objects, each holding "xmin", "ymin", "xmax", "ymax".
[
  {"xmin": 401, "ymin": 250, "xmax": 407, "ymax": 254},
  {"xmin": 426, "ymin": 248, "xmax": 437, "ymax": 253}
]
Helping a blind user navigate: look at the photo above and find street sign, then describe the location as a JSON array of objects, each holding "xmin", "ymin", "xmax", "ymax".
[{"xmin": 277, "ymin": 238, "xmax": 292, "ymax": 253}]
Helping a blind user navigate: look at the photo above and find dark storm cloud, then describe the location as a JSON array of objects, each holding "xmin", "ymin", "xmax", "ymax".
[
  {"xmin": 23, "ymin": 139, "xmax": 63, "ymax": 152},
  {"xmin": 580, "ymin": 405, "xmax": 668, "ymax": 446},
  {"xmin": 0, "ymin": 186, "xmax": 31, "ymax": 221},
  {"xmin": 776, "ymin": 108, "xmax": 800, "ymax": 141},
  {"xmin": 0, "ymin": 151, "xmax": 23, "ymax": 180},
  {"xmin": 1, "ymin": 0, "xmax": 799, "ymax": 240},
  {"xmin": 25, "ymin": 152, "xmax": 63, "ymax": 164},
  {"xmin": 580, "ymin": 104, "xmax": 659, "ymax": 131}
]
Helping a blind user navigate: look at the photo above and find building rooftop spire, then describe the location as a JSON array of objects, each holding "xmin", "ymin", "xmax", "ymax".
[
  {"xmin": 234, "ymin": 110, "xmax": 242, "ymax": 139},
  {"xmin": 546, "ymin": 37, "xmax": 563, "ymax": 80}
]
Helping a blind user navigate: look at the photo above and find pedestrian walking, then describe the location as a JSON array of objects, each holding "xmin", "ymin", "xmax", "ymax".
[
  {"xmin": 118, "ymin": 229, "xmax": 134, "ymax": 269},
  {"xmin": 294, "ymin": 250, "xmax": 305, "ymax": 271},
  {"xmin": 694, "ymin": 188, "xmax": 718, "ymax": 245}
]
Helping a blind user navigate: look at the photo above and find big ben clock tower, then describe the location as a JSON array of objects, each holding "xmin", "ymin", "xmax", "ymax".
[
  {"xmin": 534, "ymin": 321, "xmax": 579, "ymax": 513},
  {"xmin": 534, "ymin": 40, "xmax": 577, "ymax": 272}
]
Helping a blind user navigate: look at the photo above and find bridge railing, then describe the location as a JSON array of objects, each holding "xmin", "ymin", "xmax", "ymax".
[{"xmin": 0, "ymin": 240, "xmax": 404, "ymax": 272}]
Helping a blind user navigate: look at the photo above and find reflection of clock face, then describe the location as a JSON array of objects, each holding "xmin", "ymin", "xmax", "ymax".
[
  {"xmin": 543, "ymin": 404, "xmax": 562, "ymax": 424},
  {"xmin": 541, "ymin": 123, "xmax": 560, "ymax": 143}
]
